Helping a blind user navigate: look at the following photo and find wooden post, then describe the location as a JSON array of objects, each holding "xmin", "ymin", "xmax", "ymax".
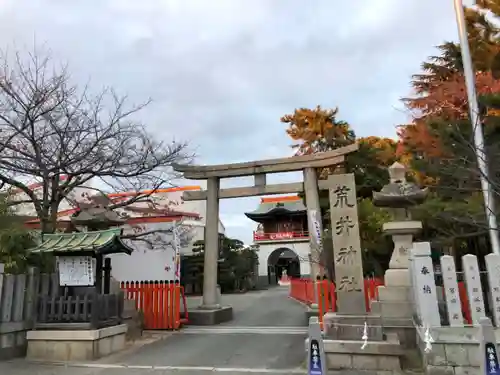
[
  {"xmin": 95, "ymin": 255, "xmax": 103, "ymax": 294},
  {"xmin": 103, "ymin": 258, "xmax": 112, "ymax": 294},
  {"xmin": 90, "ymin": 293, "xmax": 99, "ymax": 329}
]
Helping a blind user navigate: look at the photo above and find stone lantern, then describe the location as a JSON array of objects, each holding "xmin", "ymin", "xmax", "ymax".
[
  {"xmin": 373, "ymin": 162, "xmax": 428, "ymax": 271},
  {"xmin": 371, "ymin": 162, "xmax": 428, "ymax": 344}
]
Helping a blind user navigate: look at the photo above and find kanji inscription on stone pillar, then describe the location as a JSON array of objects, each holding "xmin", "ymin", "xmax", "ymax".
[{"xmin": 328, "ymin": 173, "xmax": 365, "ymax": 314}]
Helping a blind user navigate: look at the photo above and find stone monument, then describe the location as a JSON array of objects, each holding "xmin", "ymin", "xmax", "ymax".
[
  {"xmin": 320, "ymin": 172, "xmax": 403, "ymax": 372},
  {"xmin": 371, "ymin": 161, "xmax": 428, "ymax": 346},
  {"xmin": 323, "ymin": 172, "xmax": 383, "ymax": 341}
]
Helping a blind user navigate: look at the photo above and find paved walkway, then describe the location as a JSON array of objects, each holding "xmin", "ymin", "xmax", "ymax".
[{"xmin": 0, "ymin": 286, "xmax": 309, "ymax": 375}]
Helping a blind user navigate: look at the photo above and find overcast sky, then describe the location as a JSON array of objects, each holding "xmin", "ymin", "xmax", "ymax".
[{"xmin": 0, "ymin": 0, "xmax": 465, "ymax": 244}]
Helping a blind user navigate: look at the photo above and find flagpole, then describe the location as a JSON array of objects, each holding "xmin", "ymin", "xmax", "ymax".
[{"xmin": 452, "ymin": 0, "xmax": 500, "ymax": 255}]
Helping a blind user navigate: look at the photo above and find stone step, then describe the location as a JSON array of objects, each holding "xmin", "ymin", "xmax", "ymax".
[
  {"xmin": 376, "ymin": 286, "xmax": 411, "ymax": 303},
  {"xmin": 315, "ymin": 332, "xmax": 403, "ymax": 372},
  {"xmin": 384, "ymin": 269, "xmax": 411, "ymax": 287},
  {"xmin": 323, "ymin": 313, "xmax": 384, "ymax": 341},
  {"xmin": 371, "ymin": 301, "xmax": 414, "ymax": 319}
]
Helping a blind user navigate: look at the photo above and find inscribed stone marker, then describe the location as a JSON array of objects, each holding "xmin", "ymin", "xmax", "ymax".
[
  {"xmin": 485, "ymin": 254, "xmax": 500, "ymax": 327},
  {"xmin": 308, "ymin": 316, "xmax": 326, "ymax": 375},
  {"xmin": 410, "ymin": 242, "xmax": 440, "ymax": 327},
  {"xmin": 478, "ymin": 317, "xmax": 500, "ymax": 375},
  {"xmin": 440, "ymin": 255, "xmax": 464, "ymax": 327},
  {"xmin": 462, "ymin": 254, "xmax": 486, "ymax": 324},
  {"xmin": 328, "ymin": 173, "xmax": 365, "ymax": 314}
]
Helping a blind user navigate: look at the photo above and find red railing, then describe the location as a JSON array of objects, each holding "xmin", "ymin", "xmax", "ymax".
[
  {"xmin": 457, "ymin": 281, "xmax": 472, "ymax": 324},
  {"xmin": 121, "ymin": 280, "xmax": 189, "ymax": 330},
  {"xmin": 291, "ymin": 278, "xmax": 475, "ymax": 327},
  {"xmin": 253, "ymin": 231, "xmax": 309, "ymax": 241},
  {"xmin": 289, "ymin": 277, "xmax": 384, "ymax": 328}
]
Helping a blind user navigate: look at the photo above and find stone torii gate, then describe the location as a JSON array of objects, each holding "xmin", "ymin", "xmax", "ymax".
[{"xmin": 173, "ymin": 143, "xmax": 358, "ymax": 324}]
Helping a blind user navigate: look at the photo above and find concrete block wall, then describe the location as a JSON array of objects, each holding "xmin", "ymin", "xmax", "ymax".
[
  {"xmin": 417, "ymin": 335, "xmax": 482, "ymax": 374},
  {"xmin": 26, "ymin": 325, "xmax": 128, "ymax": 361},
  {"xmin": 416, "ymin": 326, "xmax": 498, "ymax": 375},
  {"xmin": 0, "ymin": 323, "xmax": 29, "ymax": 360}
]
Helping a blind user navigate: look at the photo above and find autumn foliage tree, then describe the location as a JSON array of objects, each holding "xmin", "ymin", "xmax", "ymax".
[
  {"xmin": 282, "ymin": 106, "xmax": 355, "ymax": 156},
  {"xmin": 281, "ymin": 105, "xmax": 397, "ymax": 197},
  {"xmin": 281, "ymin": 105, "xmax": 397, "ymax": 274},
  {"xmin": 395, "ymin": 1, "xmax": 500, "ymax": 255}
]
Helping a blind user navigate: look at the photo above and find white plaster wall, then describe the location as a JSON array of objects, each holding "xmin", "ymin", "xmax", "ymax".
[
  {"xmin": 109, "ymin": 219, "xmax": 225, "ymax": 282},
  {"xmin": 257, "ymin": 241, "xmax": 311, "ymax": 277},
  {"xmin": 110, "ymin": 249, "xmax": 175, "ymax": 281},
  {"xmin": 109, "ymin": 221, "xmax": 201, "ymax": 282},
  {"xmin": 109, "ymin": 221, "xmax": 178, "ymax": 281},
  {"xmin": 166, "ymin": 191, "xmax": 225, "ymax": 235}
]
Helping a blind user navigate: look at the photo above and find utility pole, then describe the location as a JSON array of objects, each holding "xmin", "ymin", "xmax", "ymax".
[{"xmin": 453, "ymin": 0, "xmax": 500, "ymax": 255}]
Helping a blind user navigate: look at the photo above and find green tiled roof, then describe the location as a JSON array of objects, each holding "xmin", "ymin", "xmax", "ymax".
[{"xmin": 29, "ymin": 228, "xmax": 133, "ymax": 255}]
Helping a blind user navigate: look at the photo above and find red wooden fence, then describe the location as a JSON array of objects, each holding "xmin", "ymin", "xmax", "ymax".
[
  {"xmin": 289, "ymin": 278, "xmax": 383, "ymax": 328},
  {"xmin": 290, "ymin": 278, "xmax": 474, "ymax": 327},
  {"xmin": 457, "ymin": 281, "xmax": 472, "ymax": 324},
  {"xmin": 290, "ymin": 278, "xmax": 383, "ymax": 310},
  {"xmin": 121, "ymin": 281, "xmax": 188, "ymax": 330}
]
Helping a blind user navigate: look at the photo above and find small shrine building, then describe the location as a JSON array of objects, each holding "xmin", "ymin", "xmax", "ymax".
[{"xmin": 245, "ymin": 195, "xmax": 310, "ymax": 286}]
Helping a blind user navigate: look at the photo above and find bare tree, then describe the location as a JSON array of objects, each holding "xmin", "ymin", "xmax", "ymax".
[{"xmin": 0, "ymin": 47, "xmax": 192, "ymax": 233}]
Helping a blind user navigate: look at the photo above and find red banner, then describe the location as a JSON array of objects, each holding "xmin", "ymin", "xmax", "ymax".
[{"xmin": 269, "ymin": 232, "xmax": 294, "ymax": 240}]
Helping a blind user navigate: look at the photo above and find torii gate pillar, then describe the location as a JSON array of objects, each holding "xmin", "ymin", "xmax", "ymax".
[{"xmin": 202, "ymin": 177, "xmax": 221, "ymax": 309}]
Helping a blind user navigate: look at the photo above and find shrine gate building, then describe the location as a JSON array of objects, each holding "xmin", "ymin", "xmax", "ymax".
[{"xmin": 245, "ymin": 195, "xmax": 310, "ymax": 286}]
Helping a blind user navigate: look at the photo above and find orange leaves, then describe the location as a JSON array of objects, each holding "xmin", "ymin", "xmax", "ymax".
[
  {"xmin": 397, "ymin": 121, "xmax": 443, "ymax": 157},
  {"xmin": 398, "ymin": 72, "xmax": 500, "ymax": 186},
  {"xmin": 404, "ymin": 72, "xmax": 500, "ymax": 121},
  {"xmin": 281, "ymin": 105, "xmax": 356, "ymax": 156},
  {"xmin": 358, "ymin": 137, "xmax": 397, "ymax": 166},
  {"xmin": 282, "ymin": 105, "xmax": 337, "ymax": 144}
]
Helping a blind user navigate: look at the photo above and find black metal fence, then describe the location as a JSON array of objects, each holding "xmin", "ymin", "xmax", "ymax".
[{"xmin": 35, "ymin": 291, "xmax": 124, "ymax": 329}]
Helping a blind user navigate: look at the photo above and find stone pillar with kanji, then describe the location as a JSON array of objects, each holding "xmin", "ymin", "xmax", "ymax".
[{"xmin": 322, "ymin": 173, "xmax": 384, "ymax": 341}]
